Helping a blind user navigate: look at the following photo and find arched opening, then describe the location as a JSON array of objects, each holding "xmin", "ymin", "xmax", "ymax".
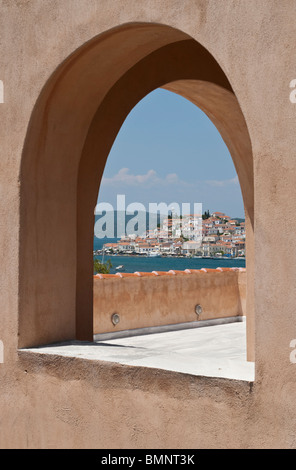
[
  {"xmin": 19, "ymin": 23, "xmax": 254, "ymax": 364},
  {"xmin": 94, "ymin": 87, "xmax": 246, "ymax": 241}
]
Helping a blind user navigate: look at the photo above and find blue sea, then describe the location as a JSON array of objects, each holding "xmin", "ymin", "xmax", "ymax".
[{"xmin": 94, "ymin": 237, "xmax": 245, "ymax": 274}]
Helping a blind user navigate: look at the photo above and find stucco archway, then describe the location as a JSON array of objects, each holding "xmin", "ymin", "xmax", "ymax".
[{"xmin": 19, "ymin": 23, "xmax": 254, "ymax": 357}]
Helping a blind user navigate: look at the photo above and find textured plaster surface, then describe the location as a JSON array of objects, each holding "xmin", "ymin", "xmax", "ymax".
[
  {"xmin": 93, "ymin": 270, "xmax": 246, "ymax": 335},
  {"xmin": 0, "ymin": 0, "xmax": 295, "ymax": 449}
]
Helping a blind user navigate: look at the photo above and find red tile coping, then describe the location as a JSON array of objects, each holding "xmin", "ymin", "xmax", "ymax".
[
  {"xmin": 115, "ymin": 272, "xmax": 140, "ymax": 278},
  {"xmin": 152, "ymin": 271, "xmax": 175, "ymax": 276},
  {"xmin": 134, "ymin": 272, "xmax": 158, "ymax": 277},
  {"xmin": 94, "ymin": 266, "xmax": 245, "ymax": 279},
  {"xmin": 200, "ymin": 268, "xmax": 219, "ymax": 273},
  {"xmin": 94, "ymin": 274, "xmax": 120, "ymax": 279},
  {"xmin": 184, "ymin": 269, "xmax": 206, "ymax": 274},
  {"xmin": 168, "ymin": 270, "xmax": 190, "ymax": 275},
  {"xmin": 220, "ymin": 267, "xmax": 246, "ymax": 272}
]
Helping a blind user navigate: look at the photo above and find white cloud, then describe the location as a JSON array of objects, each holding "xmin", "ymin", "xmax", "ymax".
[
  {"xmin": 205, "ymin": 175, "xmax": 239, "ymax": 187},
  {"xmin": 101, "ymin": 168, "xmax": 241, "ymax": 195},
  {"xmin": 101, "ymin": 168, "xmax": 187, "ymax": 188}
]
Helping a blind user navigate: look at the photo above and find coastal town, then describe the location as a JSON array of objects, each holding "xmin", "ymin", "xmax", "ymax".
[{"xmin": 96, "ymin": 211, "xmax": 246, "ymax": 259}]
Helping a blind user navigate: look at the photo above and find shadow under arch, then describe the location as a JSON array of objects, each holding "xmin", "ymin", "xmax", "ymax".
[{"xmin": 19, "ymin": 22, "xmax": 254, "ymax": 359}]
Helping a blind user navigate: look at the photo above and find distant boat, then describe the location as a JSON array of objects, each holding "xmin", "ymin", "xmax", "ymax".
[
  {"xmin": 147, "ymin": 251, "xmax": 161, "ymax": 257},
  {"xmin": 115, "ymin": 265, "xmax": 125, "ymax": 270}
]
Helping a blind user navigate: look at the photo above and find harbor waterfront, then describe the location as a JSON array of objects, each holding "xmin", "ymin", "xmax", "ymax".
[
  {"xmin": 94, "ymin": 210, "xmax": 246, "ymax": 271},
  {"xmin": 94, "ymin": 238, "xmax": 245, "ymax": 274}
]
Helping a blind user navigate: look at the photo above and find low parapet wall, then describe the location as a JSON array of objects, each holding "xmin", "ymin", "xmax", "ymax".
[{"xmin": 93, "ymin": 267, "xmax": 246, "ymax": 335}]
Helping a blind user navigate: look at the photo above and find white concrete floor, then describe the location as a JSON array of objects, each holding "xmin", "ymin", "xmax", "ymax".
[{"xmin": 23, "ymin": 319, "xmax": 255, "ymax": 382}]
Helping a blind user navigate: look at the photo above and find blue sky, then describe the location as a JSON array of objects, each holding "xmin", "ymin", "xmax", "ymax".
[{"xmin": 97, "ymin": 88, "xmax": 244, "ymax": 219}]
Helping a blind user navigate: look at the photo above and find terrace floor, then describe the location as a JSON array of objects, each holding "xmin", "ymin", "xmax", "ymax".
[{"xmin": 22, "ymin": 318, "xmax": 255, "ymax": 382}]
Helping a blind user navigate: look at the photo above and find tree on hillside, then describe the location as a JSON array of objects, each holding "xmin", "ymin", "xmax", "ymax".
[{"xmin": 202, "ymin": 210, "xmax": 210, "ymax": 220}]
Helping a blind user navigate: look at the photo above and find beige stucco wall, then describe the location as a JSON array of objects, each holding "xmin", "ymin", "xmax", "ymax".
[
  {"xmin": 0, "ymin": 0, "xmax": 295, "ymax": 449},
  {"xmin": 93, "ymin": 269, "xmax": 246, "ymax": 335}
]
